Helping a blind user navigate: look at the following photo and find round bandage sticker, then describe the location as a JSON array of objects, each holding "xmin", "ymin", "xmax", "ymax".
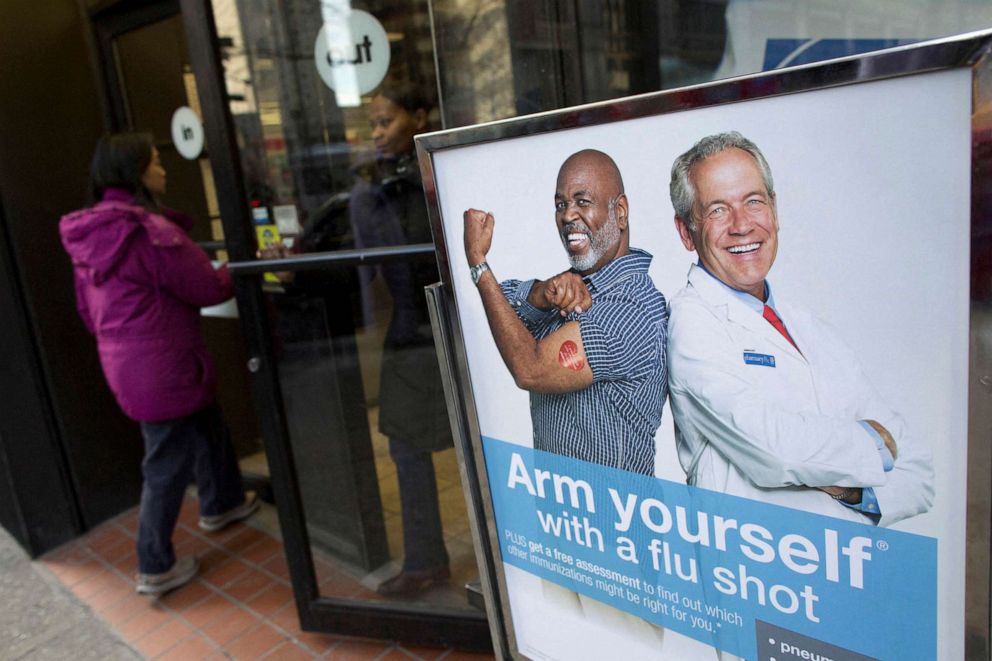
[{"xmin": 558, "ymin": 340, "xmax": 585, "ymax": 371}]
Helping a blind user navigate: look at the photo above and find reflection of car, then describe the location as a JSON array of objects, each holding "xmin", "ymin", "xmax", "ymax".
[
  {"xmin": 290, "ymin": 142, "xmax": 365, "ymax": 200},
  {"xmin": 299, "ymin": 192, "xmax": 354, "ymax": 253},
  {"xmin": 235, "ymin": 109, "xmax": 363, "ymax": 213}
]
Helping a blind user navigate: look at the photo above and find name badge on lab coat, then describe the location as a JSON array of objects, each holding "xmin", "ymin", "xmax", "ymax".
[{"xmin": 743, "ymin": 351, "xmax": 776, "ymax": 367}]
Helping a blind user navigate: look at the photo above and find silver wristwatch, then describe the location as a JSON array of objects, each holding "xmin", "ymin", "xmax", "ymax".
[{"xmin": 469, "ymin": 261, "xmax": 490, "ymax": 286}]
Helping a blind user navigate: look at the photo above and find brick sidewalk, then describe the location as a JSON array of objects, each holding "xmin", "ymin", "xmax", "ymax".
[{"xmin": 34, "ymin": 495, "xmax": 494, "ymax": 660}]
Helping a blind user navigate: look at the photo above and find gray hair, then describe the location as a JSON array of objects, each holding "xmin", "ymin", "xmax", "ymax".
[{"xmin": 669, "ymin": 131, "xmax": 774, "ymax": 231}]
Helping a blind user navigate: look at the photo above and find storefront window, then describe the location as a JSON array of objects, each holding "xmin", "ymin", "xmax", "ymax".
[
  {"xmin": 205, "ymin": 0, "xmax": 992, "ymax": 628},
  {"xmin": 430, "ymin": 0, "xmax": 992, "ymax": 127}
]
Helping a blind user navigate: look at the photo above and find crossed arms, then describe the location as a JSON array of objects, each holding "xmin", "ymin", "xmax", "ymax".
[{"xmin": 667, "ymin": 297, "xmax": 934, "ymax": 526}]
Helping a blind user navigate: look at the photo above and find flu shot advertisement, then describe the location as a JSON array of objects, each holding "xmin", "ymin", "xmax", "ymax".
[{"xmin": 424, "ymin": 64, "xmax": 971, "ymax": 660}]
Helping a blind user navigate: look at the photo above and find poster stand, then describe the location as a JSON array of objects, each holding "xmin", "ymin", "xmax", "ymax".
[{"xmin": 421, "ymin": 31, "xmax": 992, "ymax": 660}]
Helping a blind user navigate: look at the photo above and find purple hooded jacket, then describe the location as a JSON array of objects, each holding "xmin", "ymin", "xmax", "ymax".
[{"xmin": 59, "ymin": 189, "xmax": 234, "ymax": 422}]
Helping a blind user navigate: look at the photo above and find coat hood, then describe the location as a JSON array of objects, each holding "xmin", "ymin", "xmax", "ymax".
[
  {"xmin": 60, "ymin": 204, "xmax": 144, "ymax": 284},
  {"xmin": 60, "ymin": 196, "xmax": 187, "ymax": 284}
]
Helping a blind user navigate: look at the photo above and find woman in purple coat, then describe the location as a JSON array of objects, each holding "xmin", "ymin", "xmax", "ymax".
[{"xmin": 60, "ymin": 133, "xmax": 258, "ymax": 595}]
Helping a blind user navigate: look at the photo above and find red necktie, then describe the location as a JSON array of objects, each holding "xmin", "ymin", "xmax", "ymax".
[{"xmin": 763, "ymin": 304, "xmax": 801, "ymax": 353}]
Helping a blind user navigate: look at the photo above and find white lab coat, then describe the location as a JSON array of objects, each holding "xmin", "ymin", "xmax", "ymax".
[{"xmin": 668, "ymin": 265, "xmax": 934, "ymax": 527}]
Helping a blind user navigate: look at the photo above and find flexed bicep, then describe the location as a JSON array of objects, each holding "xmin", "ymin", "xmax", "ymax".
[{"xmin": 511, "ymin": 321, "xmax": 594, "ymax": 394}]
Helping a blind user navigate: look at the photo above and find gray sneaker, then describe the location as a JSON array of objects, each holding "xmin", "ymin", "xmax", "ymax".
[
  {"xmin": 198, "ymin": 491, "xmax": 260, "ymax": 532},
  {"xmin": 136, "ymin": 556, "xmax": 199, "ymax": 595}
]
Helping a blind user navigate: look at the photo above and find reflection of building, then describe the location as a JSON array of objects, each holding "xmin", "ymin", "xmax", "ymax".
[
  {"xmin": 716, "ymin": 0, "xmax": 992, "ymax": 78},
  {"xmin": 226, "ymin": 0, "xmax": 443, "ymax": 215},
  {"xmin": 0, "ymin": 0, "xmax": 989, "ymax": 653},
  {"xmin": 502, "ymin": 2, "xmax": 660, "ymax": 112}
]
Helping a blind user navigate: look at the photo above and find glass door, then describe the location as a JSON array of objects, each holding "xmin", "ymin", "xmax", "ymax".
[{"xmin": 179, "ymin": 0, "xmax": 490, "ymax": 647}]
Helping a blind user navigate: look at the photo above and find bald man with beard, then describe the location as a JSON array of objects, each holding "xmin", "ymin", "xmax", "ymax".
[{"xmin": 463, "ymin": 149, "xmax": 668, "ymax": 475}]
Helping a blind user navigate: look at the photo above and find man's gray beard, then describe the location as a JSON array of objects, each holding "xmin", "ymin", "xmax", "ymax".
[{"xmin": 565, "ymin": 206, "xmax": 620, "ymax": 272}]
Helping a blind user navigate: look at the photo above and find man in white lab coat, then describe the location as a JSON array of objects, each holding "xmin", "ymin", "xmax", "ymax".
[{"xmin": 666, "ymin": 131, "xmax": 933, "ymax": 527}]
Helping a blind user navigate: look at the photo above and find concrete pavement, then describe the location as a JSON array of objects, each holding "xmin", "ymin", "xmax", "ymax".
[{"xmin": 0, "ymin": 526, "xmax": 140, "ymax": 660}]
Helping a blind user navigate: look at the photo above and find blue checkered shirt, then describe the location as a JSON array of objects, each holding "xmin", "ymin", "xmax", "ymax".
[{"xmin": 500, "ymin": 248, "xmax": 668, "ymax": 475}]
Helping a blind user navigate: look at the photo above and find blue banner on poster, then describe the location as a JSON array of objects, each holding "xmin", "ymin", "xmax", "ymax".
[{"xmin": 483, "ymin": 436, "xmax": 936, "ymax": 660}]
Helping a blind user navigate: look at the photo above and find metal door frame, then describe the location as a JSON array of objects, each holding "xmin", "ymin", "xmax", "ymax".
[{"xmin": 90, "ymin": 0, "xmax": 182, "ymax": 131}]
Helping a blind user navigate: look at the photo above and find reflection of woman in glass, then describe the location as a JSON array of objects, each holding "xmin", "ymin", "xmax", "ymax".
[
  {"xmin": 59, "ymin": 133, "xmax": 257, "ymax": 595},
  {"xmin": 351, "ymin": 82, "xmax": 453, "ymax": 595}
]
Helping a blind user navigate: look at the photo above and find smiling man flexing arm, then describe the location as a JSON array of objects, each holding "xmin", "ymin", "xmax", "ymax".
[{"xmin": 464, "ymin": 149, "xmax": 668, "ymax": 476}]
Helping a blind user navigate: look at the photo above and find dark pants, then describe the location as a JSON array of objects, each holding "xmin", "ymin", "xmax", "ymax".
[
  {"xmin": 389, "ymin": 437, "xmax": 449, "ymax": 572},
  {"xmin": 137, "ymin": 402, "xmax": 244, "ymax": 574}
]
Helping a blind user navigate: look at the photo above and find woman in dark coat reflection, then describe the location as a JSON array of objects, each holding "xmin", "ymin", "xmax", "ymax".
[{"xmin": 350, "ymin": 82, "xmax": 453, "ymax": 595}]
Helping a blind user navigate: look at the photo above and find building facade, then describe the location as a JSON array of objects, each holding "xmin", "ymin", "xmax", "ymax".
[{"xmin": 0, "ymin": 0, "xmax": 989, "ymax": 651}]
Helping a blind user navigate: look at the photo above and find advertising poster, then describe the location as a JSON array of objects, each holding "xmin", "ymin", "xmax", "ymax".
[{"xmin": 426, "ymin": 67, "xmax": 971, "ymax": 660}]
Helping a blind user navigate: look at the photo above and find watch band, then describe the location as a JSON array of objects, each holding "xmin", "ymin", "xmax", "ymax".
[
  {"xmin": 830, "ymin": 487, "xmax": 860, "ymax": 502},
  {"xmin": 470, "ymin": 261, "xmax": 490, "ymax": 286}
]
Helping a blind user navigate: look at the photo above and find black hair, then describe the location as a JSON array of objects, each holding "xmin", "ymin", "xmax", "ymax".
[
  {"xmin": 373, "ymin": 78, "xmax": 434, "ymax": 116},
  {"xmin": 88, "ymin": 132, "xmax": 158, "ymax": 209}
]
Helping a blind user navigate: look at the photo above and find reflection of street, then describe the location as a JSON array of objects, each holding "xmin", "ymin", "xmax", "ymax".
[
  {"xmin": 236, "ymin": 410, "xmax": 478, "ymax": 610},
  {"xmin": 367, "ymin": 407, "xmax": 479, "ymax": 608},
  {"xmin": 240, "ymin": 279, "xmax": 474, "ymax": 607},
  {"xmin": 272, "ymin": 294, "xmax": 388, "ymax": 571},
  {"xmin": 238, "ymin": 272, "xmax": 479, "ymax": 609}
]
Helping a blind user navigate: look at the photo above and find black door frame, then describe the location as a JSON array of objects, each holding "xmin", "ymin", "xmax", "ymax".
[
  {"xmin": 176, "ymin": 0, "xmax": 492, "ymax": 648},
  {"xmin": 90, "ymin": 0, "xmax": 182, "ymax": 131},
  {"xmin": 0, "ymin": 188, "xmax": 84, "ymax": 554}
]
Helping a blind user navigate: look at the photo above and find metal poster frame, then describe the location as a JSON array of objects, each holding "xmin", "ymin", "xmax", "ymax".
[{"xmin": 417, "ymin": 31, "xmax": 992, "ymax": 660}]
